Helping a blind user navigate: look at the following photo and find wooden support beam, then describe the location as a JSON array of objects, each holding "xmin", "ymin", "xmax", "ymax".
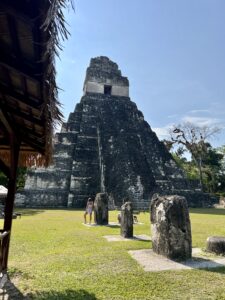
[
  {"xmin": 32, "ymin": 14, "xmax": 42, "ymax": 64},
  {"xmin": 0, "ymin": 109, "xmax": 14, "ymax": 135},
  {"xmin": 0, "ymin": 101, "xmax": 44, "ymax": 127},
  {"xmin": 0, "ymin": 137, "xmax": 9, "ymax": 147},
  {"xmin": 7, "ymin": 14, "xmax": 21, "ymax": 58},
  {"xmin": 18, "ymin": 125, "xmax": 45, "ymax": 140},
  {"xmin": 0, "ymin": 82, "xmax": 42, "ymax": 109},
  {"xmin": 0, "ymin": 3, "xmax": 43, "ymax": 79},
  {"xmin": 0, "ymin": 106, "xmax": 45, "ymax": 155},
  {"xmin": 0, "ymin": 132, "xmax": 45, "ymax": 156},
  {"xmin": 0, "ymin": 101, "xmax": 44, "ymax": 143},
  {"xmin": 2, "ymin": 134, "xmax": 20, "ymax": 271},
  {"xmin": 17, "ymin": 133, "xmax": 45, "ymax": 154},
  {"xmin": 0, "ymin": 52, "xmax": 42, "ymax": 81},
  {"xmin": 0, "ymin": 1, "xmax": 37, "ymax": 25}
]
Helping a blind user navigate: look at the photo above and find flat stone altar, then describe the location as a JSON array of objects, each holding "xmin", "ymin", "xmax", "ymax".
[{"xmin": 129, "ymin": 248, "xmax": 225, "ymax": 272}]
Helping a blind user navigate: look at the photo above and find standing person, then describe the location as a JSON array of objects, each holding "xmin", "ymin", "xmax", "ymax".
[{"xmin": 84, "ymin": 197, "xmax": 94, "ymax": 224}]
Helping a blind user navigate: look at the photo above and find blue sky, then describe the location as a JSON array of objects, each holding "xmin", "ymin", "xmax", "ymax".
[{"xmin": 56, "ymin": 0, "xmax": 225, "ymax": 147}]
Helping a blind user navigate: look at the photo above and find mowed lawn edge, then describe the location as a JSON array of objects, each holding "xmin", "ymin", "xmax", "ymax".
[{"xmin": 4, "ymin": 208, "xmax": 225, "ymax": 300}]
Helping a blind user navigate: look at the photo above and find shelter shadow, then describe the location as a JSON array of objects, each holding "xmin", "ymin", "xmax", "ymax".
[
  {"xmin": 14, "ymin": 209, "xmax": 45, "ymax": 216},
  {"xmin": 26, "ymin": 289, "xmax": 98, "ymax": 300},
  {"xmin": 1, "ymin": 281, "xmax": 98, "ymax": 300}
]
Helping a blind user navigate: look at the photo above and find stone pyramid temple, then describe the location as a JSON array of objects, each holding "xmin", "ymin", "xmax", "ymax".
[{"xmin": 16, "ymin": 56, "xmax": 215, "ymax": 209}]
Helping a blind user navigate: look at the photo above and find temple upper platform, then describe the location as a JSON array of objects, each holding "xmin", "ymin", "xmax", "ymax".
[{"xmin": 83, "ymin": 56, "xmax": 129, "ymax": 97}]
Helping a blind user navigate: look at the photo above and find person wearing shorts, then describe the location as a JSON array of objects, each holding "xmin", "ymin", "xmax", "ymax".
[{"xmin": 84, "ymin": 197, "xmax": 94, "ymax": 224}]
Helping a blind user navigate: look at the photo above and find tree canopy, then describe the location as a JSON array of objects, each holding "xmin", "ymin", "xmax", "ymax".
[{"xmin": 164, "ymin": 122, "xmax": 224, "ymax": 194}]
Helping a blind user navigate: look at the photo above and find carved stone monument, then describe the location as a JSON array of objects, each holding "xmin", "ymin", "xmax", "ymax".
[
  {"xmin": 150, "ymin": 195, "xmax": 192, "ymax": 260},
  {"xmin": 94, "ymin": 193, "xmax": 108, "ymax": 225},
  {"xmin": 120, "ymin": 202, "xmax": 133, "ymax": 238}
]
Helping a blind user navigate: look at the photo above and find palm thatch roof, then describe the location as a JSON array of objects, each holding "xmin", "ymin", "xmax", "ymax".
[{"xmin": 0, "ymin": 0, "xmax": 74, "ymax": 168}]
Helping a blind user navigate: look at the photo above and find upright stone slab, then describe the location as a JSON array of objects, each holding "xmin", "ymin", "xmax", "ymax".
[
  {"xmin": 120, "ymin": 202, "xmax": 133, "ymax": 238},
  {"xmin": 94, "ymin": 193, "xmax": 108, "ymax": 225},
  {"xmin": 150, "ymin": 195, "xmax": 192, "ymax": 260}
]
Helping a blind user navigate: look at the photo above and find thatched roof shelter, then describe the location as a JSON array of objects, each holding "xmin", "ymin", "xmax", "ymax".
[
  {"xmin": 0, "ymin": 0, "xmax": 74, "ymax": 168},
  {"xmin": 0, "ymin": 0, "xmax": 73, "ymax": 282}
]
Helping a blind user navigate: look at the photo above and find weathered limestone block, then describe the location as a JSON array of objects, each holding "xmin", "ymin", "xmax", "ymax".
[
  {"xmin": 94, "ymin": 193, "xmax": 108, "ymax": 225},
  {"xmin": 150, "ymin": 195, "xmax": 192, "ymax": 260},
  {"xmin": 120, "ymin": 202, "xmax": 133, "ymax": 238},
  {"xmin": 206, "ymin": 236, "xmax": 225, "ymax": 255}
]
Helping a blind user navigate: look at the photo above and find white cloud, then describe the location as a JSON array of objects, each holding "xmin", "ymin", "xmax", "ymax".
[
  {"xmin": 188, "ymin": 109, "xmax": 210, "ymax": 114},
  {"xmin": 181, "ymin": 116, "xmax": 221, "ymax": 127},
  {"xmin": 167, "ymin": 114, "xmax": 178, "ymax": 119},
  {"xmin": 151, "ymin": 99, "xmax": 225, "ymax": 144},
  {"xmin": 152, "ymin": 126, "xmax": 171, "ymax": 140}
]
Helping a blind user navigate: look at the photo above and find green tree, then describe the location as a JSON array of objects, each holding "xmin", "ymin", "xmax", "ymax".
[
  {"xmin": 166, "ymin": 139, "xmax": 225, "ymax": 194},
  {"xmin": 0, "ymin": 171, "xmax": 8, "ymax": 187},
  {"xmin": 168, "ymin": 122, "xmax": 221, "ymax": 191},
  {"xmin": 171, "ymin": 150, "xmax": 199, "ymax": 181},
  {"xmin": 0, "ymin": 167, "xmax": 27, "ymax": 190},
  {"xmin": 202, "ymin": 145, "xmax": 224, "ymax": 193}
]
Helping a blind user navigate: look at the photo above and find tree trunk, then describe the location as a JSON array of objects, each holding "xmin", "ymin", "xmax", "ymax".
[{"xmin": 198, "ymin": 158, "xmax": 204, "ymax": 192}]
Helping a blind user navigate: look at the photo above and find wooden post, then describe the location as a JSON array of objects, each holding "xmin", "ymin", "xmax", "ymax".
[{"xmin": 2, "ymin": 134, "xmax": 20, "ymax": 272}]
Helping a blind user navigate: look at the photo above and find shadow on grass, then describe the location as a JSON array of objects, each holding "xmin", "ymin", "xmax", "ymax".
[
  {"xmin": 106, "ymin": 224, "xmax": 120, "ymax": 228},
  {"xmin": 26, "ymin": 289, "xmax": 98, "ymax": 300},
  {"xmin": 0, "ymin": 280, "xmax": 24, "ymax": 300},
  {"xmin": 14, "ymin": 208, "xmax": 86, "ymax": 217},
  {"xmin": 177, "ymin": 256, "xmax": 225, "ymax": 273},
  {"xmin": 1, "ymin": 281, "xmax": 98, "ymax": 300},
  {"xmin": 205, "ymin": 266, "xmax": 225, "ymax": 274},
  {"xmin": 190, "ymin": 208, "xmax": 225, "ymax": 216},
  {"xmin": 14, "ymin": 209, "xmax": 45, "ymax": 216}
]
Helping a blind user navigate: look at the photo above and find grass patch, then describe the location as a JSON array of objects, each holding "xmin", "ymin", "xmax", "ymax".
[{"xmin": 3, "ymin": 209, "xmax": 225, "ymax": 299}]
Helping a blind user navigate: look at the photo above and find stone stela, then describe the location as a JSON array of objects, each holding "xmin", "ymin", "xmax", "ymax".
[
  {"xmin": 94, "ymin": 193, "xmax": 109, "ymax": 225},
  {"xmin": 150, "ymin": 195, "xmax": 192, "ymax": 260},
  {"xmin": 120, "ymin": 202, "xmax": 133, "ymax": 238},
  {"xmin": 16, "ymin": 56, "xmax": 217, "ymax": 209}
]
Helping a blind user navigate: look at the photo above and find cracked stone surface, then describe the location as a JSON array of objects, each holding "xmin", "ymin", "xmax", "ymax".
[{"xmin": 150, "ymin": 195, "xmax": 192, "ymax": 260}]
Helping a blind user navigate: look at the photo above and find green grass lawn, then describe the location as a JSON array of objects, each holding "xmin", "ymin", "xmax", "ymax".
[{"xmin": 4, "ymin": 208, "xmax": 225, "ymax": 299}]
